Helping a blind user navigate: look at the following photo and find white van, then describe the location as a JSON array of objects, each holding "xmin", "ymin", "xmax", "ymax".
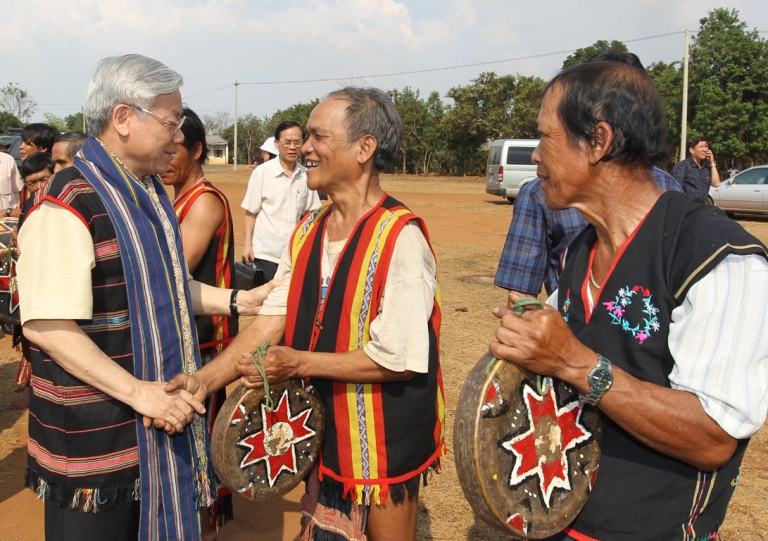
[{"xmin": 485, "ymin": 139, "xmax": 539, "ymax": 202}]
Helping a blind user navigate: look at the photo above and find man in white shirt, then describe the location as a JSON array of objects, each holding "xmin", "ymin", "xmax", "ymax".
[
  {"xmin": 0, "ymin": 149, "xmax": 22, "ymax": 216},
  {"xmin": 241, "ymin": 121, "xmax": 321, "ymax": 279}
]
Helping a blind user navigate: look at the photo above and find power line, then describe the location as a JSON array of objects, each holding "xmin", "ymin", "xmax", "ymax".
[{"xmin": 184, "ymin": 30, "xmax": 685, "ymax": 97}]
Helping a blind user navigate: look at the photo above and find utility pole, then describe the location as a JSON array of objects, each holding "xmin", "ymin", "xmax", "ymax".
[
  {"xmin": 233, "ymin": 81, "xmax": 239, "ymax": 172},
  {"xmin": 680, "ymin": 30, "xmax": 690, "ymax": 162}
]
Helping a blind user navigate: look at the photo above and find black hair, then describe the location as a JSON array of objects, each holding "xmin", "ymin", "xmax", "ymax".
[
  {"xmin": 587, "ymin": 51, "xmax": 644, "ymax": 70},
  {"xmin": 687, "ymin": 136, "xmax": 707, "ymax": 152},
  {"xmin": 20, "ymin": 152, "xmax": 55, "ymax": 179},
  {"xmin": 20, "ymin": 123, "xmax": 59, "ymax": 153},
  {"xmin": 274, "ymin": 121, "xmax": 302, "ymax": 141},
  {"xmin": 179, "ymin": 107, "xmax": 208, "ymax": 165},
  {"xmin": 545, "ymin": 61, "xmax": 668, "ymax": 168}
]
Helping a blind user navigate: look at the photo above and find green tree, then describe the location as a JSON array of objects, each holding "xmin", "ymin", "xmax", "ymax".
[
  {"xmin": 562, "ymin": 40, "xmax": 628, "ymax": 69},
  {"xmin": 267, "ymin": 100, "xmax": 319, "ymax": 137},
  {"xmin": 647, "ymin": 61, "xmax": 683, "ymax": 161},
  {"xmin": 221, "ymin": 114, "xmax": 268, "ymax": 164},
  {"xmin": 65, "ymin": 112, "xmax": 85, "ymax": 131},
  {"xmin": 0, "ymin": 83, "xmax": 37, "ymax": 122},
  {"xmin": 0, "ymin": 111, "xmax": 21, "ymax": 134},
  {"xmin": 239, "ymin": 114, "xmax": 267, "ymax": 164},
  {"xmin": 421, "ymin": 91, "xmax": 446, "ymax": 174},
  {"xmin": 442, "ymin": 72, "xmax": 545, "ymax": 174},
  {"xmin": 43, "ymin": 113, "xmax": 67, "ymax": 131},
  {"xmin": 391, "ymin": 87, "xmax": 428, "ymax": 174},
  {"xmin": 688, "ymin": 8, "xmax": 768, "ymax": 167}
]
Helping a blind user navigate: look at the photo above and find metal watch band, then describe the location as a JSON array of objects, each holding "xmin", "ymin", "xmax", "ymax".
[{"xmin": 580, "ymin": 354, "xmax": 613, "ymax": 406}]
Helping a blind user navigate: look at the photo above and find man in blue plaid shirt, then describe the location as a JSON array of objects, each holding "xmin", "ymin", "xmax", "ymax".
[{"xmin": 495, "ymin": 169, "xmax": 681, "ymax": 297}]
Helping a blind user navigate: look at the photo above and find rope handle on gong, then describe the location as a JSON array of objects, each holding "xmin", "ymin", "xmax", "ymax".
[
  {"xmin": 249, "ymin": 341, "xmax": 274, "ymax": 411},
  {"xmin": 487, "ymin": 298, "xmax": 552, "ymax": 394}
]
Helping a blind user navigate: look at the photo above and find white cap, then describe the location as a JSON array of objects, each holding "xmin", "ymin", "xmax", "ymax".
[{"xmin": 259, "ymin": 136, "xmax": 278, "ymax": 156}]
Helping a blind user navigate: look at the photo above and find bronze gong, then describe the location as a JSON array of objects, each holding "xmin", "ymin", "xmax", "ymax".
[
  {"xmin": 454, "ymin": 352, "xmax": 602, "ymax": 538},
  {"xmin": 211, "ymin": 378, "xmax": 324, "ymax": 501}
]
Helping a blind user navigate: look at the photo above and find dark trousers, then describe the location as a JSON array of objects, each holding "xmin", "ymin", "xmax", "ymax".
[{"xmin": 45, "ymin": 498, "xmax": 140, "ymax": 541}]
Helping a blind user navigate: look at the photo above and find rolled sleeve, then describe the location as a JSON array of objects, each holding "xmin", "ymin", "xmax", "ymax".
[{"xmin": 668, "ymin": 253, "xmax": 768, "ymax": 439}]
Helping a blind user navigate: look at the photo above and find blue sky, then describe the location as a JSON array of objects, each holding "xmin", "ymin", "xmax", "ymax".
[{"xmin": 2, "ymin": 0, "xmax": 767, "ymax": 126}]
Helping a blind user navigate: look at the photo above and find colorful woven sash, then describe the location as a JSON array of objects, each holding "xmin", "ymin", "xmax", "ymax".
[{"xmin": 75, "ymin": 138, "xmax": 212, "ymax": 541}]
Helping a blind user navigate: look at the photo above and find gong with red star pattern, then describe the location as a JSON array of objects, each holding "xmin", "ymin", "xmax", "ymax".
[
  {"xmin": 455, "ymin": 351, "xmax": 602, "ymax": 538},
  {"xmin": 211, "ymin": 379, "xmax": 324, "ymax": 501}
]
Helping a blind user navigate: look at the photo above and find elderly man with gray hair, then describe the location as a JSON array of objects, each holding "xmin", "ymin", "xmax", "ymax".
[
  {"xmin": 167, "ymin": 87, "xmax": 445, "ymax": 541},
  {"xmin": 17, "ymin": 54, "xmax": 273, "ymax": 541}
]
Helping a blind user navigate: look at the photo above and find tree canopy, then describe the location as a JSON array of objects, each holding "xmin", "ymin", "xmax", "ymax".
[
  {"xmin": 562, "ymin": 40, "xmax": 629, "ymax": 69},
  {"xmin": 0, "ymin": 83, "xmax": 36, "ymax": 122},
  {"xmin": 688, "ymin": 8, "xmax": 768, "ymax": 167}
]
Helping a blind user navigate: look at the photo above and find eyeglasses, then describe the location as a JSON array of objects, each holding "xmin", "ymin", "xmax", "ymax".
[
  {"xmin": 25, "ymin": 175, "xmax": 50, "ymax": 187},
  {"xmin": 127, "ymin": 104, "xmax": 186, "ymax": 135},
  {"xmin": 280, "ymin": 139, "xmax": 304, "ymax": 148}
]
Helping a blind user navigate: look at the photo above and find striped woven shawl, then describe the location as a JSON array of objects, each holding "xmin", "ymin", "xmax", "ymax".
[{"xmin": 75, "ymin": 138, "xmax": 212, "ymax": 541}]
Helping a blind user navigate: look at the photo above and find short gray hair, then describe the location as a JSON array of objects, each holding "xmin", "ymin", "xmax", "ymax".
[
  {"xmin": 83, "ymin": 54, "xmax": 183, "ymax": 136},
  {"xmin": 56, "ymin": 131, "xmax": 88, "ymax": 158},
  {"xmin": 327, "ymin": 87, "xmax": 402, "ymax": 171}
]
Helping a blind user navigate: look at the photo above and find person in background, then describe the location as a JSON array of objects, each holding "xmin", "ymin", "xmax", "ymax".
[
  {"xmin": 241, "ymin": 121, "xmax": 321, "ymax": 280},
  {"xmin": 0, "ymin": 140, "xmax": 22, "ymax": 218},
  {"xmin": 19, "ymin": 123, "xmax": 59, "ymax": 160},
  {"xmin": 495, "ymin": 51, "xmax": 682, "ymax": 300},
  {"xmin": 160, "ymin": 106, "xmax": 237, "ymax": 539},
  {"xmin": 7, "ymin": 153, "xmax": 56, "ymax": 410},
  {"xmin": 51, "ymin": 131, "xmax": 88, "ymax": 173},
  {"xmin": 257, "ymin": 135, "xmax": 279, "ymax": 164},
  {"xmin": 671, "ymin": 136, "xmax": 721, "ymax": 200}
]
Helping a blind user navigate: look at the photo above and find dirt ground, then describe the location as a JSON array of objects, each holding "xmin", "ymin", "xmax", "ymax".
[{"xmin": 1, "ymin": 169, "xmax": 767, "ymax": 541}]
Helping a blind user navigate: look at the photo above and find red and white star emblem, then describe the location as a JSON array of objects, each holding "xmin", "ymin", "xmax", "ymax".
[
  {"xmin": 238, "ymin": 389, "xmax": 317, "ymax": 487},
  {"xmin": 500, "ymin": 382, "xmax": 591, "ymax": 509}
]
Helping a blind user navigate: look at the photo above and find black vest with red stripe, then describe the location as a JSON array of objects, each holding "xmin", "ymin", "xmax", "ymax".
[{"xmin": 559, "ymin": 191, "xmax": 767, "ymax": 540}]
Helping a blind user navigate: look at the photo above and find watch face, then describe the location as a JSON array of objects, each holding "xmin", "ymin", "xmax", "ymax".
[{"xmin": 589, "ymin": 368, "xmax": 613, "ymax": 392}]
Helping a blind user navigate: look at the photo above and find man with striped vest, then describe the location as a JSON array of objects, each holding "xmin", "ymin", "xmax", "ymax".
[
  {"xmin": 17, "ymin": 54, "xmax": 272, "ymax": 541},
  {"xmin": 170, "ymin": 87, "xmax": 445, "ymax": 541}
]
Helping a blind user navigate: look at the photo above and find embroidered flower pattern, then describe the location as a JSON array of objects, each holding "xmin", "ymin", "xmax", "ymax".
[{"xmin": 602, "ymin": 285, "xmax": 658, "ymax": 343}]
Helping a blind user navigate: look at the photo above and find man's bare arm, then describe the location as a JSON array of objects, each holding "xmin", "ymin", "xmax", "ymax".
[{"xmin": 24, "ymin": 319, "xmax": 205, "ymax": 433}]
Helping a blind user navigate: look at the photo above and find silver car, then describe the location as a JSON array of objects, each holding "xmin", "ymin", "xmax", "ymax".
[{"xmin": 708, "ymin": 165, "xmax": 768, "ymax": 216}]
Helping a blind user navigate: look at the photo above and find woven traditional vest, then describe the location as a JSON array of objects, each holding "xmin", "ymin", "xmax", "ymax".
[
  {"xmin": 173, "ymin": 180, "xmax": 238, "ymax": 355},
  {"xmin": 559, "ymin": 191, "xmax": 767, "ymax": 541},
  {"xmin": 26, "ymin": 168, "xmax": 139, "ymax": 509},
  {"xmin": 285, "ymin": 194, "xmax": 445, "ymax": 504}
]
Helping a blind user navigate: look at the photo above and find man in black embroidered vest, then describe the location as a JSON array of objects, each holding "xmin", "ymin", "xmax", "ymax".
[
  {"xmin": 17, "ymin": 54, "xmax": 272, "ymax": 541},
  {"xmin": 168, "ymin": 87, "xmax": 445, "ymax": 541},
  {"xmin": 490, "ymin": 61, "xmax": 768, "ymax": 540}
]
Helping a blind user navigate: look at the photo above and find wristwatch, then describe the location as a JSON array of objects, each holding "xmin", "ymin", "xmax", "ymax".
[
  {"xmin": 580, "ymin": 354, "xmax": 613, "ymax": 406},
  {"xmin": 5, "ymin": 208, "xmax": 10, "ymax": 217}
]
